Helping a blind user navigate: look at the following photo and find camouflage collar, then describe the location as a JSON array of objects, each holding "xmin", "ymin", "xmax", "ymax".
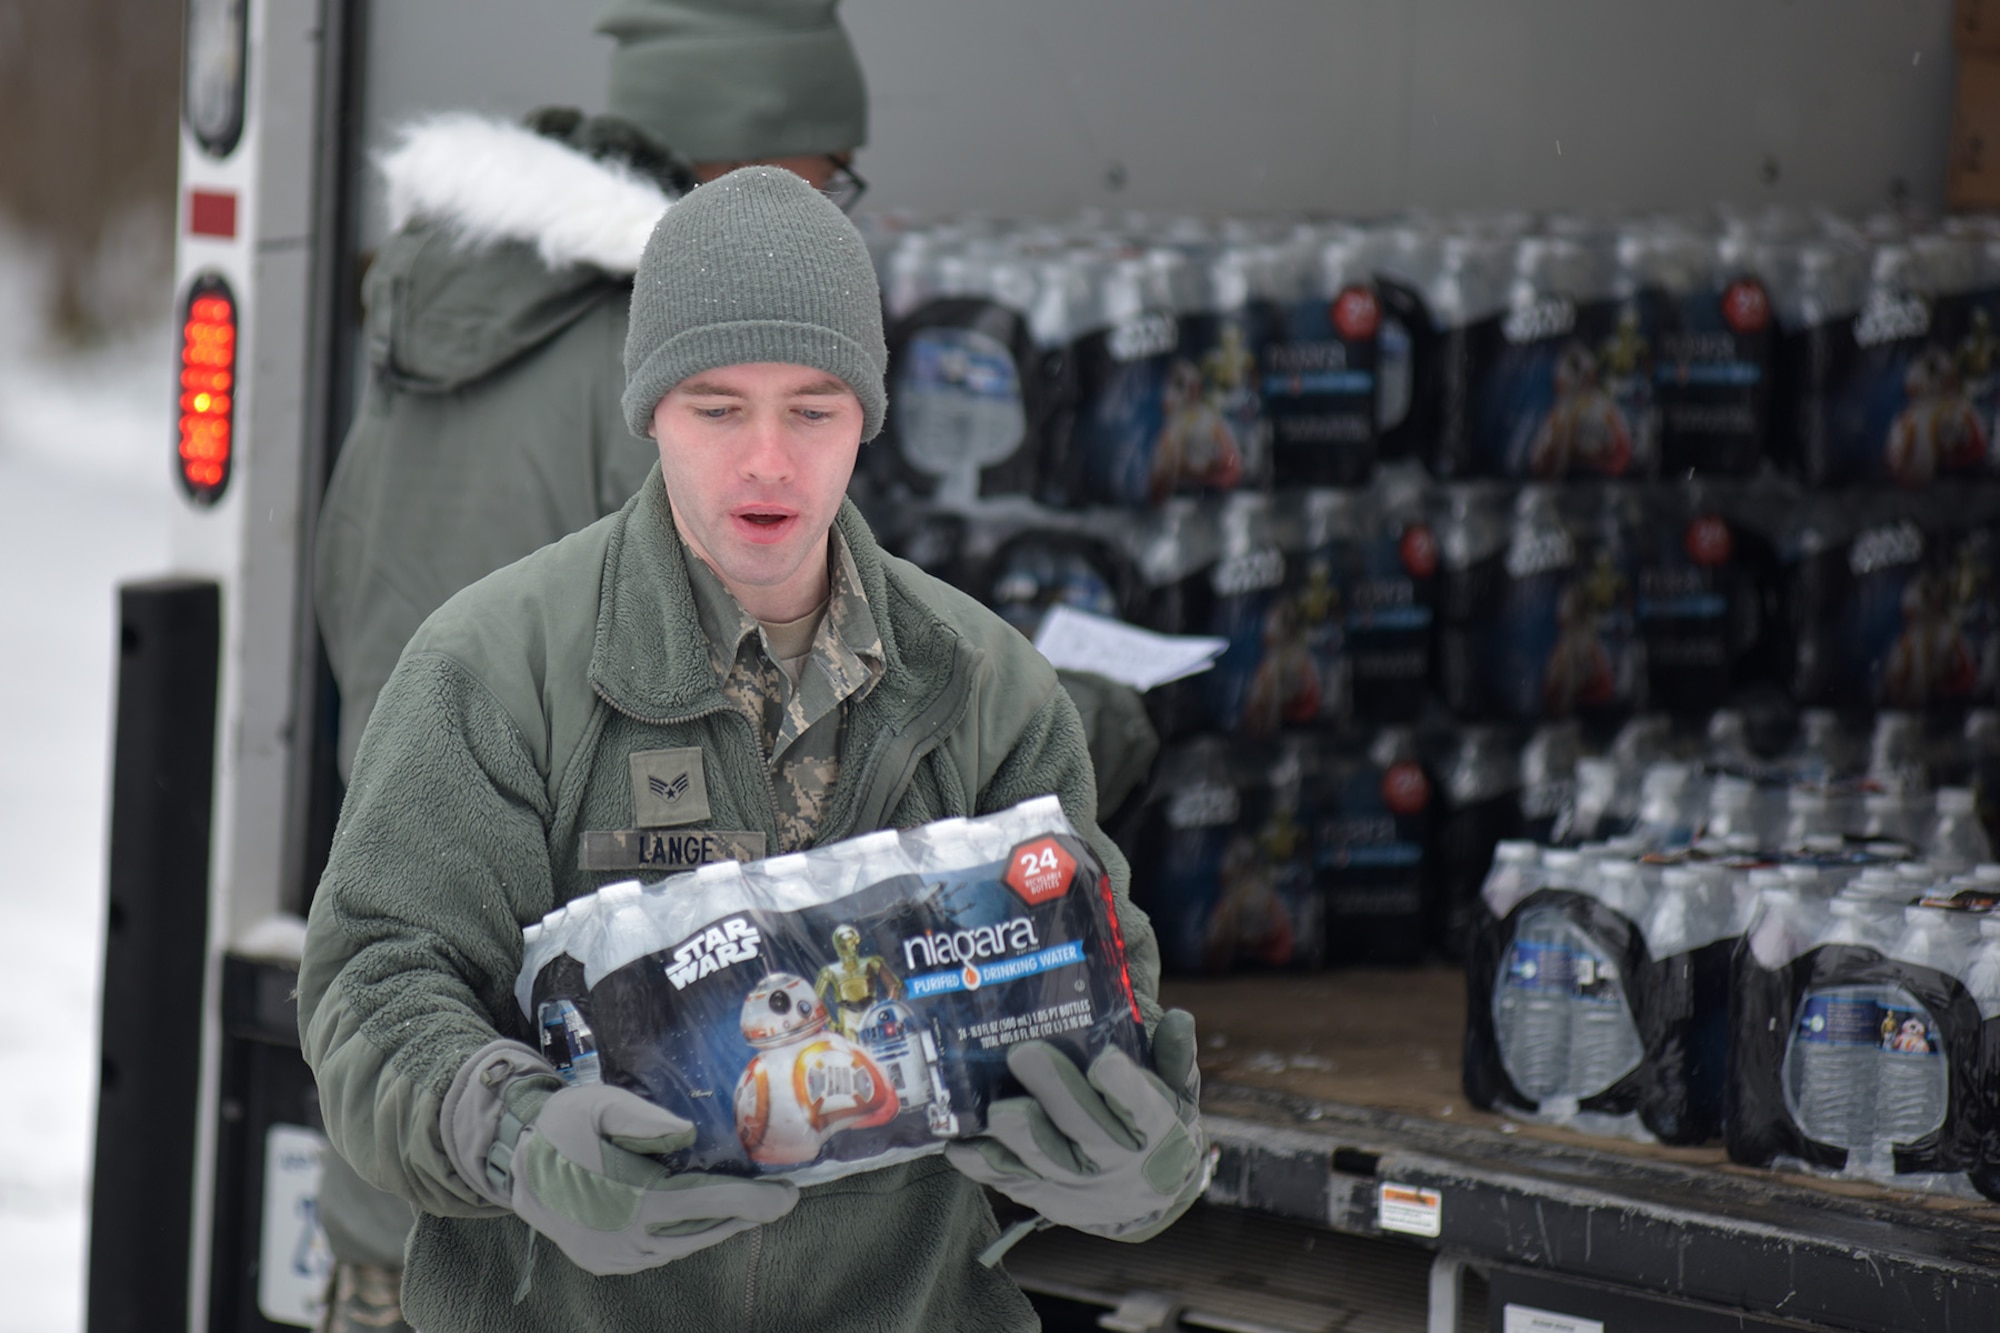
[{"xmin": 682, "ymin": 525, "xmax": 886, "ymax": 714}]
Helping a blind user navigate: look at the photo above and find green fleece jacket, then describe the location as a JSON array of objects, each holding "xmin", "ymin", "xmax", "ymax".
[{"xmin": 297, "ymin": 469, "xmax": 1163, "ymax": 1332}]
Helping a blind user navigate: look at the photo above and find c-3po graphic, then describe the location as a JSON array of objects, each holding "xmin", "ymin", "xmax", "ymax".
[{"xmin": 814, "ymin": 923, "xmax": 904, "ymax": 1040}]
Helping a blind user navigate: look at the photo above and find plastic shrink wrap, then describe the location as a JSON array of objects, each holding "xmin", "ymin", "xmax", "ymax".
[{"xmin": 515, "ymin": 797, "xmax": 1147, "ymax": 1186}]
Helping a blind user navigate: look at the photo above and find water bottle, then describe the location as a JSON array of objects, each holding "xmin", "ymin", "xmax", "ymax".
[
  {"xmin": 1965, "ymin": 912, "xmax": 2000, "ymax": 1198},
  {"xmin": 1570, "ymin": 758, "xmax": 1623, "ymax": 843},
  {"xmin": 1479, "ymin": 839, "xmax": 1543, "ymax": 921},
  {"xmin": 1519, "ymin": 720, "xmax": 1583, "ymax": 843},
  {"xmin": 1842, "ymin": 866, "xmax": 1908, "ymax": 903},
  {"xmin": 1745, "ymin": 882, "xmax": 1804, "ymax": 972},
  {"xmin": 1787, "ymin": 899, "xmax": 1891, "ymax": 1155},
  {"xmin": 1964, "ymin": 914, "xmax": 2000, "ymax": 1022},
  {"xmin": 1896, "ymin": 861, "xmax": 1941, "ymax": 904},
  {"xmin": 1782, "ymin": 786, "xmax": 1840, "ymax": 849},
  {"xmin": 1778, "ymin": 861, "xmax": 1823, "ymax": 891},
  {"xmin": 1566, "ymin": 905, "xmax": 1645, "ymax": 1101},
  {"xmin": 1433, "ymin": 483, "xmax": 1510, "ymax": 720},
  {"xmin": 1962, "ymin": 709, "xmax": 2000, "ymax": 853},
  {"xmin": 1500, "ymin": 485, "xmax": 1590, "ymax": 721},
  {"xmin": 538, "ymin": 991, "xmax": 604, "ymax": 1088},
  {"xmin": 1781, "ymin": 708, "xmax": 1859, "ymax": 788},
  {"xmin": 1435, "ymin": 725, "xmax": 1524, "ymax": 955},
  {"xmin": 525, "ymin": 916, "xmax": 604, "ymax": 1088},
  {"xmin": 589, "ymin": 880, "xmax": 667, "ymax": 987},
  {"xmin": 1927, "ymin": 787, "xmax": 1994, "ymax": 872},
  {"xmin": 1495, "ymin": 902, "xmax": 1574, "ymax": 1102},
  {"xmin": 1611, "ymin": 713, "xmax": 1675, "ymax": 770},
  {"xmin": 1706, "ymin": 708, "xmax": 1760, "ymax": 776},
  {"xmin": 1706, "ymin": 775, "xmax": 1773, "ymax": 851},
  {"xmin": 1868, "ymin": 711, "xmax": 1931, "ymax": 799},
  {"xmin": 1589, "ymin": 858, "xmax": 1650, "ymax": 922},
  {"xmin": 1634, "ymin": 761, "xmax": 1704, "ymax": 849},
  {"xmin": 1600, "ymin": 714, "xmax": 1670, "ymax": 827},
  {"xmin": 1872, "ymin": 907, "xmax": 1962, "ymax": 1171},
  {"xmin": 905, "ymin": 817, "xmax": 987, "ymax": 877},
  {"xmin": 1861, "ymin": 790, "xmax": 1926, "ymax": 849},
  {"xmin": 1937, "ymin": 707, "xmax": 2000, "ymax": 789}
]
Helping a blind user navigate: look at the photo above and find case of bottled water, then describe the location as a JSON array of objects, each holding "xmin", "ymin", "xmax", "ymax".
[
  {"xmin": 1727, "ymin": 870, "xmax": 1998, "ymax": 1195},
  {"xmin": 515, "ymin": 798, "xmax": 1148, "ymax": 1186}
]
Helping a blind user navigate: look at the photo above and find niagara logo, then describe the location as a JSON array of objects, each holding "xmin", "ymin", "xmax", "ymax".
[
  {"xmin": 901, "ymin": 917, "xmax": 1041, "ymax": 975},
  {"xmin": 664, "ymin": 917, "xmax": 762, "ymax": 990}
]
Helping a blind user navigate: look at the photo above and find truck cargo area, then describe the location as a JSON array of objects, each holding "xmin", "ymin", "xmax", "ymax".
[{"xmin": 1005, "ymin": 969, "xmax": 2000, "ymax": 1332}]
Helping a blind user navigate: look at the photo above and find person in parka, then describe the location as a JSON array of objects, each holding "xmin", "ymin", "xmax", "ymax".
[{"xmin": 298, "ymin": 166, "xmax": 1206, "ymax": 1332}]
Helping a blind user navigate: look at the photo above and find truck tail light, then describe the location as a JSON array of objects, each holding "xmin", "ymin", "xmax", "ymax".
[{"xmin": 178, "ymin": 274, "xmax": 237, "ymax": 505}]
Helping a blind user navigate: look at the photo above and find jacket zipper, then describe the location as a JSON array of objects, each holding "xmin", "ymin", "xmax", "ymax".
[
  {"xmin": 741, "ymin": 1223, "xmax": 764, "ymax": 1331},
  {"xmin": 840, "ymin": 641, "xmax": 980, "ymax": 838}
]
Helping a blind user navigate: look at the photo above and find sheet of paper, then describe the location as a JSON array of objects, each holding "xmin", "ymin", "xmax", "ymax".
[{"xmin": 1032, "ymin": 605, "xmax": 1227, "ymax": 692}]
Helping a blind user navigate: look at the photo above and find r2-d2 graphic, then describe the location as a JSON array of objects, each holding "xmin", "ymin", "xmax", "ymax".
[
  {"xmin": 857, "ymin": 999, "xmax": 960, "ymax": 1137},
  {"xmin": 734, "ymin": 972, "xmax": 900, "ymax": 1166},
  {"xmin": 536, "ymin": 998, "xmax": 602, "ymax": 1087}
]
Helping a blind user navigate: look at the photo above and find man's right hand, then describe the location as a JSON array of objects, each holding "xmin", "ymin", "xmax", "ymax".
[{"xmin": 445, "ymin": 1043, "xmax": 797, "ymax": 1275}]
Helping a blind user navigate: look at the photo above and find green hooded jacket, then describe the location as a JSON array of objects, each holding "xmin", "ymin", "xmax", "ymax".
[
  {"xmin": 315, "ymin": 113, "xmax": 671, "ymax": 779},
  {"xmin": 297, "ymin": 469, "xmax": 1164, "ymax": 1332}
]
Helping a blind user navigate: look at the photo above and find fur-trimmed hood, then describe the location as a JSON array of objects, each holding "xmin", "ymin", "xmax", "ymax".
[
  {"xmin": 379, "ymin": 113, "xmax": 673, "ymax": 277},
  {"xmin": 362, "ymin": 114, "xmax": 678, "ymax": 392}
]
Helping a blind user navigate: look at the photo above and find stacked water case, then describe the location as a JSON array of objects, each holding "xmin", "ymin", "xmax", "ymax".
[{"xmin": 859, "ymin": 207, "xmax": 2000, "ymax": 987}]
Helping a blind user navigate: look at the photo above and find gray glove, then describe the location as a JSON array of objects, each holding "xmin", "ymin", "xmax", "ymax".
[
  {"xmin": 444, "ymin": 1041, "xmax": 797, "ymax": 1276},
  {"xmin": 945, "ymin": 1009, "xmax": 1208, "ymax": 1245}
]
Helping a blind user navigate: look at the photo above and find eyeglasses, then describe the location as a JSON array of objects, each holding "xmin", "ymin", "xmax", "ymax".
[{"xmin": 823, "ymin": 158, "xmax": 867, "ymax": 214}]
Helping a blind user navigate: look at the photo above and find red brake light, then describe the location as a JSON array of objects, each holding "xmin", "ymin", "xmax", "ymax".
[{"xmin": 177, "ymin": 274, "xmax": 236, "ymax": 504}]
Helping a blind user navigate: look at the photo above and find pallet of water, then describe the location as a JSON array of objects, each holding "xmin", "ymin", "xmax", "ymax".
[{"xmin": 1465, "ymin": 831, "xmax": 2000, "ymax": 1196}]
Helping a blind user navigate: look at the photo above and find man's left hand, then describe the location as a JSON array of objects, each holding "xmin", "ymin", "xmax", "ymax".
[{"xmin": 945, "ymin": 1009, "xmax": 1208, "ymax": 1243}]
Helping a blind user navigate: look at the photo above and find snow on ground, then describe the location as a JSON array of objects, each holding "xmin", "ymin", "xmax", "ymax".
[{"xmin": 0, "ymin": 236, "xmax": 177, "ymax": 1333}]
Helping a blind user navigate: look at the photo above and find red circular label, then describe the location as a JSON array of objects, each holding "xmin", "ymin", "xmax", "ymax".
[
  {"xmin": 1721, "ymin": 279, "xmax": 1770, "ymax": 335},
  {"xmin": 1400, "ymin": 523, "xmax": 1439, "ymax": 578},
  {"xmin": 1382, "ymin": 761, "xmax": 1432, "ymax": 815},
  {"xmin": 1332, "ymin": 286, "xmax": 1381, "ymax": 342},
  {"xmin": 1685, "ymin": 514, "xmax": 1733, "ymax": 566}
]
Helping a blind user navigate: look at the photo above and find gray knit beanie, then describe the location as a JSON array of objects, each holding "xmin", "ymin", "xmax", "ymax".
[
  {"xmin": 621, "ymin": 165, "xmax": 887, "ymax": 441},
  {"xmin": 596, "ymin": 0, "xmax": 867, "ymax": 163}
]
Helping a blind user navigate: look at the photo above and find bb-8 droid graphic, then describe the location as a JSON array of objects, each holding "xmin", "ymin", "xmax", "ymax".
[{"xmin": 733, "ymin": 972, "xmax": 900, "ymax": 1166}]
